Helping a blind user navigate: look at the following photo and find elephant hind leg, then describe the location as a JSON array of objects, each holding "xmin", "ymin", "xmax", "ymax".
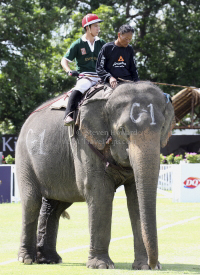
[{"xmin": 36, "ymin": 198, "xmax": 72, "ymax": 264}]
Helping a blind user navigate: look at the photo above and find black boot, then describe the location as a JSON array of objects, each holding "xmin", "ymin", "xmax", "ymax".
[{"xmin": 64, "ymin": 90, "xmax": 83, "ymax": 126}]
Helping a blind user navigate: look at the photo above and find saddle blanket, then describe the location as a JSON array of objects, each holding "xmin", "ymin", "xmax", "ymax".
[
  {"xmin": 50, "ymin": 91, "xmax": 71, "ymax": 110},
  {"xmin": 50, "ymin": 83, "xmax": 108, "ymax": 110}
]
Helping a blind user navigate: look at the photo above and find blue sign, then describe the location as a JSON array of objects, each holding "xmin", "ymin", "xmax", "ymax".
[{"xmin": 0, "ymin": 166, "xmax": 11, "ymax": 203}]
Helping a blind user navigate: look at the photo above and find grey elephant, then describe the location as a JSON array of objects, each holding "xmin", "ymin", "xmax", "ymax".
[{"xmin": 16, "ymin": 81, "xmax": 175, "ymax": 270}]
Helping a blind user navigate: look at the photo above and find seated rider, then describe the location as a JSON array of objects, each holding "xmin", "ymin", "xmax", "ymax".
[
  {"xmin": 96, "ymin": 25, "xmax": 139, "ymax": 89},
  {"xmin": 61, "ymin": 14, "xmax": 105, "ymax": 126}
]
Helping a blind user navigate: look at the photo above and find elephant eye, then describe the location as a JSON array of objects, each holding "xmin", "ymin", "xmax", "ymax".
[
  {"xmin": 118, "ymin": 126, "xmax": 130, "ymax": 139},
  {"xmin": 118, "ymin": 126, "xmax": 126, "ymax": 135}
]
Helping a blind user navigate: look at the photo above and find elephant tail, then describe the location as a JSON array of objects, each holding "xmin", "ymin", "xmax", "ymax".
[{"xmin": 61, "ymin": 211, "xmax": 70, "ymax": 220}]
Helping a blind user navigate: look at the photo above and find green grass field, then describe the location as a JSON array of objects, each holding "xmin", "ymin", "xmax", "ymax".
[{"xmin": 0, "ymin": 190, "xmax": 200, "ymax": 275}]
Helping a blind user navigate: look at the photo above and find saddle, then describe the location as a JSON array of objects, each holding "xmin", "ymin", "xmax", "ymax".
[
  {"xmin": 50, "ymin": 82, "xmax": 105, "ymax": 111},
  {"xmin": 73, "ymin": 82, "xmax": 105, "ymax": 126},
  {"xmin": 80, "ymin": 82, "xmax": 105, "ymax": 104}
]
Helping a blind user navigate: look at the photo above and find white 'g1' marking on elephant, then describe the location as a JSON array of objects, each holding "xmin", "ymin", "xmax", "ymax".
[
  {"xmin": 26, "ymin": 129, "xmax": 46, "ymax": 155},
  {"xmin": 130, "ymin": 102, "xmax": 156, "ymax": 125}
]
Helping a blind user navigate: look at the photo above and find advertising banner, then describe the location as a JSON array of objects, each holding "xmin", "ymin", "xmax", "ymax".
[{"xmin": 172, "ymin": 164, "xmax": 200, "ymax": 202}]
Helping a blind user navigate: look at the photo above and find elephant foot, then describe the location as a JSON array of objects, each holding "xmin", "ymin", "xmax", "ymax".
[
  {"xmin": 132, "ymin": 259, "xmax": 162, "ymax": 270},
  {"xmin": 36, "ymin": 247, "xmax": 62, "ymax": 264},
  {"xmin": 87, "ymin": 253, "xmax": 115, "ymax": 269},
  {"xmin": 18, "ymin": 247, "xmax": 36, "ymax": 265}
]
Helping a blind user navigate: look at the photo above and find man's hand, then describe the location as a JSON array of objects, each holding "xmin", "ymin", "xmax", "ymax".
[
  {"xmin": 68, "ymin": 70, "xmax": 79, "ymax": 77},
  {"xmin": 109, "ymin": 77, "xmax": 118, "ymax": 88}
]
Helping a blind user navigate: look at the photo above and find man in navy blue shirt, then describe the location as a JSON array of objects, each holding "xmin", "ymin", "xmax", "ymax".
[{"xmin": 96, "ymin": 25, "xmax": 139, "ymax": 89}]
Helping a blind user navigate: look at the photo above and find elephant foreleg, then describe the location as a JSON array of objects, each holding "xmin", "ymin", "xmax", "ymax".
[
  {"xmin": 86, "ymin": 183, "xmax": 115, "ymax": 269},
  {"xmin": 124, "ymin": 183, "xmax": 150, "ymax": 270},
  {"xmin": 36, "ymin": 197, "xmax": 72, "ymax": 264},
  {"xmin": 125, "ymin": 183, "xmax": 161, "ymax": 270}
]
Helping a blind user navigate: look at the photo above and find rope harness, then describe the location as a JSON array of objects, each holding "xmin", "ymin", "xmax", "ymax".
[
  {"xmin": 87, "ymin": 142, "xmax": 132, "ymax": 172},
  {"xmin": 118, "ymin": 78, "xmax": 199, "ymax": 90}
]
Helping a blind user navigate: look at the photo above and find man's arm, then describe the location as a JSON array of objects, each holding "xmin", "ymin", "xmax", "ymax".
[
  {"xmin": 130, "ymin": 49, "xmax": 139, "ymax": 82},
  {"xmin": 96, "ymin": 47, "xmax": 112, "ymax": 83},
  {"xmin": 61, "ymin": 58, "xmax": 71, "ymax": 73},
  {"xmin": 61, "ymin": 41, "xmax": 79, "ymax": 76},
  {"xmin": 61, "ymin": 57, "xmax": 79, "ymax": 77}
]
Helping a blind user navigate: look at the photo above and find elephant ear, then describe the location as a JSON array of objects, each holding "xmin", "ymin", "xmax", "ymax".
[
  {"xmin": 160, "ymin": 100, "xmax": 176, "ymax": 148},
  {"xmin": 79, "ymin": 98, "xmax": 109, "ymax": 150}
]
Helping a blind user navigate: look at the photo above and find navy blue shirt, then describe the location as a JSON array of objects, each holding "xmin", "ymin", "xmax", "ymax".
[{"xmin": 96, "ymin": 41, "xmax": 139, "ymax": 82}]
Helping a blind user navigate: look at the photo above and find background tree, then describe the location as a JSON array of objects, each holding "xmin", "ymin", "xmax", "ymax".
[
  {"xmin": 0, "ymin": 0, "xmax": 76, "ymax": 133},
  {"xmin": 1, "ymin": 0, "xmax": 199, "ymax": 134}
]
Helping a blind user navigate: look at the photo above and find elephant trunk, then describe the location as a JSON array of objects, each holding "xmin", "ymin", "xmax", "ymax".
[{"xmin": 129, "ymin": 132, "xmax": 160, "ymax": 269}]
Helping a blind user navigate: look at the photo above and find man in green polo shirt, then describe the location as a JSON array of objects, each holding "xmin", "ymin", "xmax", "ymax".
[{"xmin": 61, "ymin": 14, "xmax": 105, "ymax": 126}]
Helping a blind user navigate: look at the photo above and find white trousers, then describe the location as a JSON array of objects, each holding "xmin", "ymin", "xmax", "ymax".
[{"xmin": 74, "ymin": 74, "xmax": 101, "ymax": 94}]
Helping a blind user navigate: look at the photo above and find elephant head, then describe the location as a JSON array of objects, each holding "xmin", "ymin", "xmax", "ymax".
[{"xmin": 79, "ymin": 81, "xmax": 175, "ymax": 269}]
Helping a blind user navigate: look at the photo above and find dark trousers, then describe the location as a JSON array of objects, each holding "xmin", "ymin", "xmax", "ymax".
[{"xmin": 64, "ymin": 90, "xmax": 83, "ymax": 118}]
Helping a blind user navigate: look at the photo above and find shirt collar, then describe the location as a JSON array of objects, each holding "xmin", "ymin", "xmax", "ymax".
[{"xmin": 82, "ymin": 34, "xmax": 100, "ymax": 42}]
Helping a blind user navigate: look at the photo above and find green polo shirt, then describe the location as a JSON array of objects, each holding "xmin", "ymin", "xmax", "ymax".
[{"xmin": 64, "ymin": 36, "xmax": 106, "ymax": 73}]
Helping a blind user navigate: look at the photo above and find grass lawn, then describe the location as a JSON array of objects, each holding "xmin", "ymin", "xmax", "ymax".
[{"xmin": 0, "ymin": 190, "xmax": 200, "ymax": 275}]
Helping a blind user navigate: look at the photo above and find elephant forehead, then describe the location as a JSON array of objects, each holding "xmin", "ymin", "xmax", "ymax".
[
  {"xmin": 108, "ymin": 94, "xmax": 165, "ymax": 114},
  {"xmin": 108, "ymin": 82, "xmax": 165, "ymax": 105}
]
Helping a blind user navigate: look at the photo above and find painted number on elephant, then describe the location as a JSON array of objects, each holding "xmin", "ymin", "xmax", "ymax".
[
  {"xmin": 130, "ymin": 103, "xmax": 156, "ymax": 125},
  {"xmin": 26, "ymin": 129, "xmax": 46, "ymax": 155}
]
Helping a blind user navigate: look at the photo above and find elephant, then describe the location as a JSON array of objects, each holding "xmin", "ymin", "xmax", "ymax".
[{"xmin": 16, "ymin": 81, "xmax": 175, "ymax": 270}]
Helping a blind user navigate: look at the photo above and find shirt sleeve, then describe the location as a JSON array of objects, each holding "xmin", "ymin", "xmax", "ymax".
[
  {"xmin": 130, "ymin": 48, "xmax": 140, "ymax": 82},
  {"xmin": 64, "ymin": 41, "xmax": 78, "ymax": 62},
  {"xmin": 96, "ymin": 45, "xmax": 112, "ymax": 82}
]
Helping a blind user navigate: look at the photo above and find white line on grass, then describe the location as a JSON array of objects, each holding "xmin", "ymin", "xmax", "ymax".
[
  {"xmin": 0, "ymin": 259, "xmax": 18, "ymax": 265},
  {"xmin": 115, "ymin": 188, "xmax": 172, "ymax": 199},
  {"xmin": 0, "ymin": 216, "xmax": 200, "ymax": 266},
  {"xmin": 157, "ymin": 188, "xmax": 172, "ymax": 199},
  {"xmin": 158, "ymin": 216, "xmax": 200, "ymax": 231},
  {"xmin": 59, "ymin": 245, "xmax": 89, "ymax": 254}
]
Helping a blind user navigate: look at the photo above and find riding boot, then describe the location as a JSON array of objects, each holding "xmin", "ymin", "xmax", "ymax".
[{"xmin": 64, "ymin": 90, "xmax": 83, "ymax": 126}]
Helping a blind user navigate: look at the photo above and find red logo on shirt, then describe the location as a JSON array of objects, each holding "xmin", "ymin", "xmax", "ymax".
[{"xmin": 81, "ymin": 48, "xmax": 86, "ymax": 55}]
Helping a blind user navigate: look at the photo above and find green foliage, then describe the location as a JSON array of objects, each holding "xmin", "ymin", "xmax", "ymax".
[
  {"xmin": 0, "ymin": 119, "xmax": 16, "ymax": 134},
  {"xmin": 94, "ymin": 5, "xmax": 127, "ymax": 41},
  {"xmin": 173, "ymin": 154, "xmax": 183, "ymax": 164},
  {"xmin": 4, "ymin": 154, "xmax": 15, "ymax": 164},
  {"xmin": 166, "ymin": 153, "xmax": 174, "ymax": 164},
  {"xmin": 185, "ymin": 153, "xmax": 200, "ymax": 163},
  {"xmin": 160, "ymin": 153, "xmax": 184, "ymax": 165},
  {"xmin": 160, "ymin": 153, "xmax": 200, "ymax": 164},
  {"xmin": 1, "ymin": 0, "xmax": 200, "ymax": 134},
  {"xmin": 0, "ymin": 0, "xmax": 76, "ymax": 134},
  {"xmin": 160, "ymin": 153, "xmax": 166, "ymax": 164},
  {"xmin": 133, "ymin": 0, "xmax": 200, "ymax": 94}
]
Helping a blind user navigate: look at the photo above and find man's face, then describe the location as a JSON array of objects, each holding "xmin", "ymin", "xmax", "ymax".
[
  {"xmin": 118, "ymin": 32, "xmax": 133, "ymax": 47},
  {"xmin": 88, "ymin": 23, "xmax": 100, "ymax": 37}
]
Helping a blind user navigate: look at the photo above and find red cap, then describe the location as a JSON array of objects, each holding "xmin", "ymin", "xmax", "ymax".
[{"xmin": 82, "ymin": 14, "xmax": 103, "ymax": 28}]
